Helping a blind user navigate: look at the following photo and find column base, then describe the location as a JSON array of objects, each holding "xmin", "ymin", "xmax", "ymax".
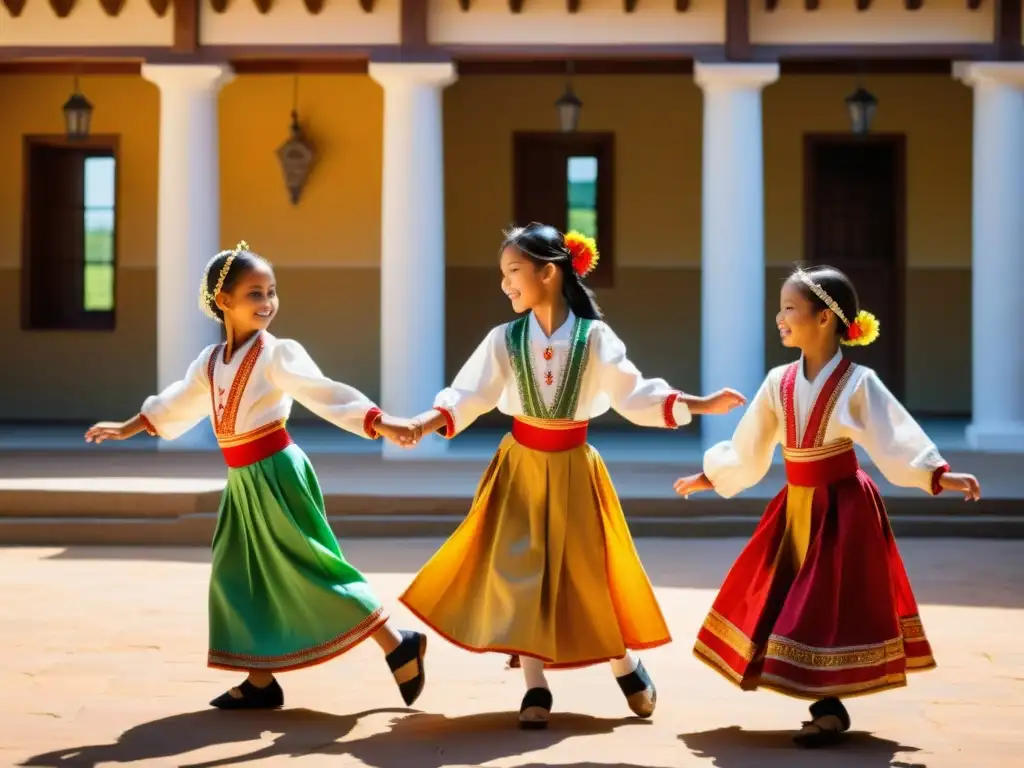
[
  {"xmin": 382, "ymin": 432, "xmax": 449, "ymax": 460},
  {"xmin": 965, "ymin": 421, "xmax": 1024, "ymax": 452}
]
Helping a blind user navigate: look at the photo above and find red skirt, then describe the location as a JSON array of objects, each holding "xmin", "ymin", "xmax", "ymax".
[{"xmin": 694, "ymin": 439, "xmax": 936, "ymax": 700}]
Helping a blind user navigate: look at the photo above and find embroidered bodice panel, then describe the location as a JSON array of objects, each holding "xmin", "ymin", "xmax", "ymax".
[
  {"xmin": 433, "ymin": 312, "xmax": 691, "ymax": 434},
  {"xmin": 702, "ymin": 352, "xmax": 948, "ymax": 499},
  {"xmin": 140, "ymin": 332, "xmax": 378, "ymax": 441}
]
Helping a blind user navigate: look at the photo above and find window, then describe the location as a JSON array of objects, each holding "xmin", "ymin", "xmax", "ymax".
[
  {"xmin": 513, "ymin": 132, "xmax": 615, "ymax": 288},
  {"xmin": 22, "ymin": 136, "xmax": 118, "ymax": 330}
]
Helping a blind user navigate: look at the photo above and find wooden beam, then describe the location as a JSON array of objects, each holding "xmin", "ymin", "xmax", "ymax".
[
  {"xmin": 49, "ymin": 0, "xmax": 75, "ymax": 16},
  {"xmin": 302, "ymin": 0, "xmax": 324, "ymax": 12},
  {"xmin": 904, "ymin": 0, "xmax": 923, "ymax": 8},
  {"xmin": 995, "ymin": 0, "xmax": 1022, "ymax": 58},
  {"xmin": 359, "ymin": 0, "xmax": 375, "ymax": 10},
  {"xmin": 805, "ymin": 0, "xmax": 820, "ymax": 10},
  {"xmin": 149, "ymin": 0, "xmax": 171, "ymax": 16},
  {"xmin": 567, "ymin": 0, "xmax": 580, "ymax": 10},
  {"xmin": 765, "ymin": 0, "xmax": 778, "ymax": 10},
  {"xmin": 253, "ymin": 0, "xmax": 271, "ymax": 11},
  {"xmin": 725, "ymin": 0, "xmax": 749, "ymax": 60},
  {"xmin": 509, "ymin": 0, "xmax": 523, "ymax": 10},
  {"xmin": 624, "ymin": 0, "xmax": 637, "ymax": 9},
  {"xmin": 675, "ymin": 0, "xmax": 689, "ymax": 9},
  {"xmin": 457, "ymin": 0, "xmax": 470, "ymax": 8},
  {"xmin": 856, "ymin": 0, "xmax": 871, "ymax": 9},
  {"xmin": 1, "ymin": 0, "xmax": 27, "ymax": 16},
  {"xmin": 967, "ymin": 0, "xmax": 982, "ymax": 8},
  {"xmin": 172, "ymin": 0, "xmax": 199, "ymax": 52}
]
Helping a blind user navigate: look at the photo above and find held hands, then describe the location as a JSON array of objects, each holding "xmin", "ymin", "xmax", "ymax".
[
  {"xmin": 699, "ymin": 388, "xmax": 747, "ymax": 415},
  {"xmin": 84, "ymin": 421, "xmax": 132, "ymax": 444},
  {"xmin": 373, "ymin": 414, "xmax": 423, "ymax": 448},
  {"xmin": 938, "ymin": 472, "xmax": 982, "ymax": 502},
  {"xmin": 673, "ymin": 472, "xmax": 714, "ymax": 499}
]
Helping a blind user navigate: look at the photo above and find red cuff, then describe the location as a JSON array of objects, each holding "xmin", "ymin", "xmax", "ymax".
[
  {"xmin": 140, "ymin": 414, "xmax": 159, "ymax": 437},
  {"xmin": 930, "ymin": 464, "xmax": 950, "ymax": 495},
  {"xmin": 363, "ymin": 407, "xmax": 382, "ymax": 439},
  {"xmin": 664, "ymin": 392, "xmax": 680, "ymax": 429},
  {"xmin": 434, "ymin": 407, "xmax": 457, "ymax": 439}
]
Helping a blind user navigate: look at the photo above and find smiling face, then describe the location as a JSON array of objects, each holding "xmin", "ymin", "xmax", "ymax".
[
  {"xmin": 777, "ymin": 278, "xmax": 834, "ymax": 350},
  {"xmin": 499, "ymin": 245, "xmax": 557, "ymax": 314},
  {"xmin": 217, "ymin": 260, "xmax": 279, "ymax": 333}
]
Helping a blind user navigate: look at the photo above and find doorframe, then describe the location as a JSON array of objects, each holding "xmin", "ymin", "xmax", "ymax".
[{"xmin": 802, "ymin": 132, "xmax": 907, "ymax": 399}]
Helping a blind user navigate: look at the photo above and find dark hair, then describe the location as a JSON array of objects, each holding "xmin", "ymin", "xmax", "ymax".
[
  {"xmin": 500, "ymin": 222, "xmax": 603, "ymax": 321},
  {"xmin": 788, "ymin": 264, "xmax": 859, "ymax": 339},
  {"xmin": 200, "ymin": 248, "xmax": 271, "ymax": 323}
]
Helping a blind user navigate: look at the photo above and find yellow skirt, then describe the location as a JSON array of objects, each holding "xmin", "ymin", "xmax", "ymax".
[{"xmin": 399, "ymin": 433, "xmax": 671, "ymax": 668}]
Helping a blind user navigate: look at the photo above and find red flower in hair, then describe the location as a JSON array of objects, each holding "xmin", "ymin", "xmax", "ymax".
[{"xmin": 564, "ymin": 231, "xmax": 600, "ymax": 278}]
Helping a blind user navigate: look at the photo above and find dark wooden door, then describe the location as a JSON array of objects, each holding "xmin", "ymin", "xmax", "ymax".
[{"xmin": 804, "ymin": 135, "xmax": 906, "ymax": 397}]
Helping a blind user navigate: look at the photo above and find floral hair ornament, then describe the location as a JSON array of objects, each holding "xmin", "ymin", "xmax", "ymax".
[
  {"xmin": 792, "ymin": 268, "xmax": 880, "ymax": 347},
  {"xmin": 198, "ymin": 240, "xmax": 250, "ymax": 324},
  {"xmin": 564, "ymin": 231, "xmax": 599, "ymax": 279}
]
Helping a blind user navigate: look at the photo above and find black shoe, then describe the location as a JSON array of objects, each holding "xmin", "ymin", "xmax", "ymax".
[
  {"xmin": 616, "ymin": 659, "xmax": 657, "ymax": 718},
  {"xmin": 386, "ymin": 630, "xmax": 428, "ymax": 706},
  {"xmin": 519, "ymin": 687, "xmax": 553, "ymax": 730},
  {"xmin": 793, "ymin": 697, "xmax": 851, "ymax": 748},
  {"xmin": 210, "ymin": 678, "xmax": 284, "ymax": 710}
]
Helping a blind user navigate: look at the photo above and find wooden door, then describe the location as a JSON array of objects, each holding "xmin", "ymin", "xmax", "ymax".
[{"xmin": 804, "ymin": 134, "xmax": 906, "ymax": 397}]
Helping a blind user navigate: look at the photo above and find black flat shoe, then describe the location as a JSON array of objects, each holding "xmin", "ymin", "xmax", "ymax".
[
  {"xmin": 210, "ymin": 678, "xmax": 284, "ymax": 710},
  {"xmin": 793, "ymin": 697, "xmax": 851, "ymax": 748},
  {"xmin": 616, "ymin": 659, "xmax": 657, "ymax": 718},
  {"xmin": 386, "ymin": 630, "xmax": 427, "ymax": 706},
  {"xmin": 519, "ymin": 687, "xmax": 553, "ymax": 730}
]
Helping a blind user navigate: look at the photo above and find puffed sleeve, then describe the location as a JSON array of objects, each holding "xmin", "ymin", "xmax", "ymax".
[
  {"xmin": 841, "ymin": 368, "xmax": 949, "ymax": 495},
  {"xmin": 140, "ymin": 345, "xmax": 215, "ymax": 440},
  {"xmin": 433, "ymin": 325, "xmax": 506, "ymax": 438},
  {"xmin": 267, "ymin": 339, "xmax": 382, "ymax": 439},
  {"xmin": 594, "ymin": 322, "xmax": 691, "ymax": 428},
  {"xmin": 703, "ymin": 374, "xmax": 782, "ymax": 499}
]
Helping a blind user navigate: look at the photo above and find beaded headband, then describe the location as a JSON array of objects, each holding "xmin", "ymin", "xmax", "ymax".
[
  {"xmin": 793, "ymin": 268, "xmax": 849, "ymax": 327},
  {"xmin": 198, "ymin": 240, "xmax": 249, "ymax": 324},
  {"xmin": 791, "ymin": 267, "xmax": 880, "ymax": 347}
]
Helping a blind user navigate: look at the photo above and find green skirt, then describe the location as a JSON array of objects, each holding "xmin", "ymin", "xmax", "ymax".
[{"xmin": 207, "ymin": 443, "xmax": 386, "ymax": 672}]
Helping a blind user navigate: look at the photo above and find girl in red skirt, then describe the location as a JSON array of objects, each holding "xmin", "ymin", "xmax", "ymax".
[{"xmin": 673, "ymin": 265, "xmax": 981, "ymax": 748}]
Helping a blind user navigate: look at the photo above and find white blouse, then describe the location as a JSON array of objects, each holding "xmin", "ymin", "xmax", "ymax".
[
  {"xmin": 703, "ymin": 350, "xmax": 948, "ymax": 499},
  {"xmin": 140, "ymin": 332, "xmax": 379, "ymax": 441},
  {"xmin": 434, "ymin": 311, "xmax": 692, "ymax": 435}
]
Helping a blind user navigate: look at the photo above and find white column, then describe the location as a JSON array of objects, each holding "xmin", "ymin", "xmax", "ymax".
[
  {"xmin": 694, "ymin": 62, "xmax": 779, "ymax": 449},
  {"xmin": 952, "ymin": 63, "xmax": 1024, "ymax": 452},
  {"xmin": 142, "ymin": 64, "xmax": 233, "ymax": 450},
  {"xmin": 369, "ymin": 62, "xmax": 457, "ymax": 459}
]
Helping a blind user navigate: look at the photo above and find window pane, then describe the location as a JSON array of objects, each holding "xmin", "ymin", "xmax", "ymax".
[
  {"xmin": 84, "ymin": 156, "xmax": 115, "ymax": 209},
  {"xmin": 85, "ymin": 210, "xmax": 114, "ymax": 263},
  {"xmin": 567, "ymin": 155, "xmax": 598, "ymax": 239},
  {"xmin": 84, "ymin": 263, "xmax": 114, "ymax": 311}
]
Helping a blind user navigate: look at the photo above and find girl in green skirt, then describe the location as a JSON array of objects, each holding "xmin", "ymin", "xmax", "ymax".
[{"xmin": 85, "ymin": 242, "xmax": 428, "ymax": 711}]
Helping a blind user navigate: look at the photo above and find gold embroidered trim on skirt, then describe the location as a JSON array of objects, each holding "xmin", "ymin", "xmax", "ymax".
[{"xmin": 514, "ymin": 415, "xmax": 589, "ymax": 431}]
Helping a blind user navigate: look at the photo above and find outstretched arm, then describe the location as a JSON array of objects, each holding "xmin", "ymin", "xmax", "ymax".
[
  {"xmin": 267, "ymin": 339, "xmax": 384, "ymax": 439},
  {"xmin": 844, "ymin": 369, "xmax": 979, "ymax": 499},
  {"xmin": 426, "ymin": 326, "xmax": 506, "ymax": 439},
  {"xmin": 596, "ymin": 323, "xmax": 745, "ymax": 427}
]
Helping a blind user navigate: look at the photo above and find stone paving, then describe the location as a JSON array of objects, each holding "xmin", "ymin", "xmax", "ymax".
[{"xmin": 3, "ymin": 538, "xmax": 1023, "ymax": 768}]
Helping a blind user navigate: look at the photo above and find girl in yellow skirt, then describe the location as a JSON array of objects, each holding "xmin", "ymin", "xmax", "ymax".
[{"xmin": 400, "ymin": 222, "xmax": 746, "ymax": 729}]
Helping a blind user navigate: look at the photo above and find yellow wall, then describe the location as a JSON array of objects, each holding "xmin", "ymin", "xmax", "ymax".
[{"xmin": 0, "ymin": 70, "xmax": 974, "ymax": 421}]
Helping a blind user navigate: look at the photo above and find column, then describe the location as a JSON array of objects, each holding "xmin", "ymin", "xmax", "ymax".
[
  {"xmin": 368, "ymin": 61, "xmax": 457, "ymax": 459},
  {"xmin": 141, "ymin": 64, "xmax": 233, "ymax": 450},
  {"xmin": 694, "ymin": 62, "xmax": 779, "ymax": 449},
  {"xmin": 954, "ymin": 62, "xmax": 1024, "ymax": 452}
]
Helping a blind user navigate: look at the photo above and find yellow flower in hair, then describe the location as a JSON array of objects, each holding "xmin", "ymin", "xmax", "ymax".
[{"xmin": 841, "ymin": 310, "xmax": 881, "ymax": 347}]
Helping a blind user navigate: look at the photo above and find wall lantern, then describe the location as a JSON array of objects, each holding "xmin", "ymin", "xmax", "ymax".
[
  {"xmin": 276, "ymin": 76, "xmax": 316, "ymax": 205},
  {"xmin": 63, "ymin": 76, "xmax": 93, "ymax": 140},
  {"xmin": 555, "ymin": 61, "xmax": 582, "ymax": 133},
  {"xmin": 846, "ymin": 86, "xmax": 878, "ymax": 136}
]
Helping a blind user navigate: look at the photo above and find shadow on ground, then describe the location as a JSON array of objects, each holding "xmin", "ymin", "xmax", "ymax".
[
  {"xmin": 20, "ymin": 707, "xmax": 653, "ymax": 768},
  {"xmin": 679, "ymin": 726, "xmax": 925, "ymax": 768}
]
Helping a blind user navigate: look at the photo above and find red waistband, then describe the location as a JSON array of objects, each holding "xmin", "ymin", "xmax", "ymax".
[
  {"xmin": 784, "ymin": 444, "xmax": 860, "ymax": 487},
  {"xmin": 511, "ymin": 418, "xmax": 588, "ymax": 452},
  {"xmin": 220, "ymin": 427, "xmax": 293, "ymax": 469}
]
